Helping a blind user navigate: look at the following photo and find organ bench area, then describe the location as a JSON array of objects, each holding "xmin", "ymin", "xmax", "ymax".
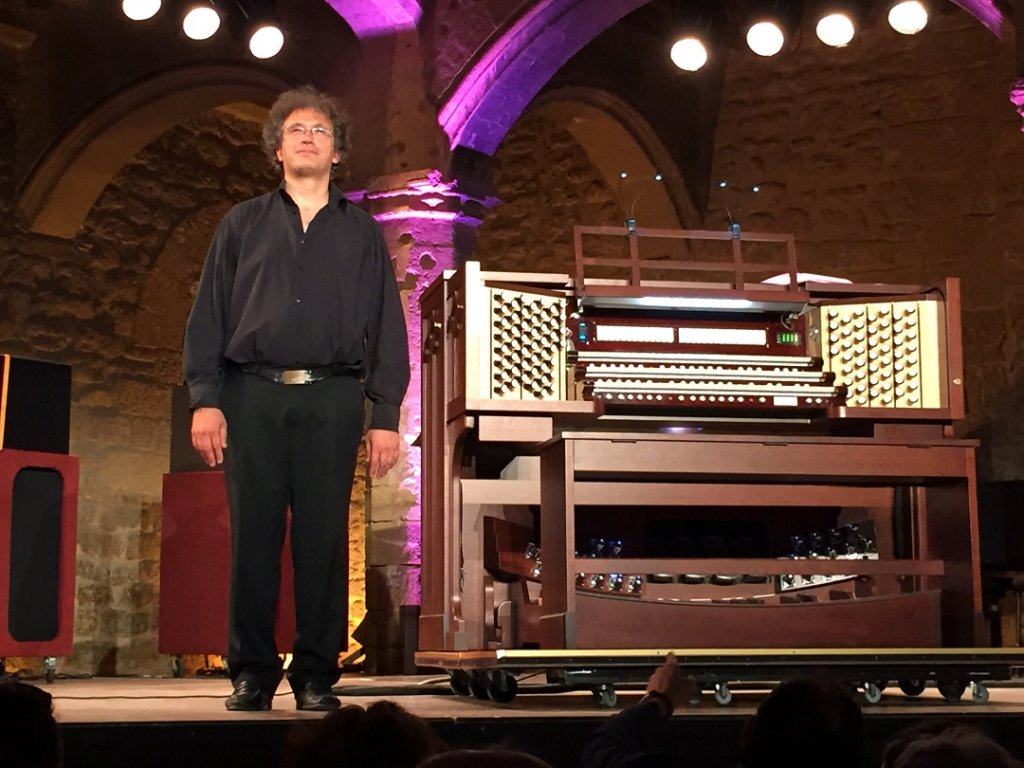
[{"xmin": 416, "ymin": 226, "xmax": 984, "ymax": 675}]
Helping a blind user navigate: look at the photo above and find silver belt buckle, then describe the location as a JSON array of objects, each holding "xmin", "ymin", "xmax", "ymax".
[{"xmin": 282, "ymin": 369, "xmax": 310, "ymax": 385}]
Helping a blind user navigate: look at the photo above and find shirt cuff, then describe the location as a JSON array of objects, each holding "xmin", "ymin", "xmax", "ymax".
[
  {"xmin": 368, "ymin": 401, "xmax": 400, "ymax": 432},
  {"xmin": 188, "ymin": 382, "xmax": 220, "ymax": 411}
]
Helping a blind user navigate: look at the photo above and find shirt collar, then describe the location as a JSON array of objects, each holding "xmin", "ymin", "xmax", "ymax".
[{"xmin": 276, "ymin": 183, "xmax": 348, "ymax": 209}]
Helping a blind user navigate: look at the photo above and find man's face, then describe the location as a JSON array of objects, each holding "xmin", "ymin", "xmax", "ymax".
[{"xmin": 275, "ymin": 107, "xmax": 340, "ymax": 179}]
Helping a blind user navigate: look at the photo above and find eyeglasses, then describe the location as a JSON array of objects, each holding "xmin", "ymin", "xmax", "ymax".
[{"xmin": 285, "ymin": 124, "xmax": 333, "ymax": 139}]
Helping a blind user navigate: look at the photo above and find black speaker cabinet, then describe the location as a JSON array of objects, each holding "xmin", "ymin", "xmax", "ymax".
[{"xmin": 0, "ymin": 355, "xmax": 71, "ymax": 455}]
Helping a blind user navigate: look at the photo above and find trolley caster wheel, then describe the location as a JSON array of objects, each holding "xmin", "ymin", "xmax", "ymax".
[
  {"xmin": 713, "ymin": 683, "xmax": 733, "ymax": 707},
  {"xmin": 862, "ymin": 682, "xmax": 882, "ymax": 705},
  {"xmin": 593, "ymin": 685, "xmax": 617, "ymax": 709},
  {"xmin": 43, "ymin": 657, "xmax": 57, "ymax": 683},
  {"xmin": 898, "ymin": 679, "xmax": 926, "ymax": 697},
  {"xmin": 449, "ymin": 670, "xmax": 472, "ymax": 697},
  {"xmin": 486, "ymin": 671, "xmax": 518, "ymax": 703},
  {"xmin": 970, "ymin": 682, "xmax": 990, "ymax": 704},
  {"xmin": 468, "ymin": 671, "xmax": 490, "ymax": 700},
  {"xmin": 170, "ymin": 656, "xmax": 184, "ymax": 678},
  {"xmin": 937, "ymin": 680, "xmax": 966, "ymax": 702}
]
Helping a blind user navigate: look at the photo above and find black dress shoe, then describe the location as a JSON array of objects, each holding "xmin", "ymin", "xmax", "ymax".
[
  {"xmin": 225, "ymin": 680, "xmax": 273, "ymax": 711},
  {"xmin": 295, "ymin": 683, "xmax": 340, "ymax": 711}
]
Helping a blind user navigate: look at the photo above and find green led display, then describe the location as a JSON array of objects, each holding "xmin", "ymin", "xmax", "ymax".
[{"xmin": 776, "ymin": 331, "xmax": 801, "ymax": 345}]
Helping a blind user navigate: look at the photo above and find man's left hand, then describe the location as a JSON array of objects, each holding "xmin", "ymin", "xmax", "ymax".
[{"xmin": 366, "ymin": 429, "xmax": 401, "ymax": 478}]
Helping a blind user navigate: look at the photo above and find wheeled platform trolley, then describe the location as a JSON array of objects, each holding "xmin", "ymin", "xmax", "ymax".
[{"xmin": 416, "ymin": 647, "xmax": 1024, "ymax": 708}]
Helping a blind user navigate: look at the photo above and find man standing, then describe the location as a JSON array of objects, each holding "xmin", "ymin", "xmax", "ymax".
[{"xmin": 183, "ymin": 86, "xmax": 409, "ymax": 712}]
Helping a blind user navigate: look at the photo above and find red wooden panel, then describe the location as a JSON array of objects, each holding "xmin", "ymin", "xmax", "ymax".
[
  {"xmin": 573, "ymin": 590, "xmax": 943, "ymax": 649},
  {"xmin": 158, "ymin": 471, "xmax": 295, "ymax": 655}
]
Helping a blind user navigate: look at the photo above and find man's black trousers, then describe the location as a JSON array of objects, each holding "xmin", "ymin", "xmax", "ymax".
[{"xmin": 221, "ymin": 370, "xmax": 364, "ymax": 695}]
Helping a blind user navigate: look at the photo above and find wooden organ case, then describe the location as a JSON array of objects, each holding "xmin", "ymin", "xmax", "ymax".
[{"xmin": 418, "ymin": 227, "xmax": 983, "ymax": 658}]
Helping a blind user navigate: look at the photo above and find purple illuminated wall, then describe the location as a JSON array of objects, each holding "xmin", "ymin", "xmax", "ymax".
[
  {"xmin": 323, "ymin": 0, "xmax": 421, "ymax": 38},
  {"xmin": 361, "ymin": 172, "xmax": 492, "ymax": 606}
]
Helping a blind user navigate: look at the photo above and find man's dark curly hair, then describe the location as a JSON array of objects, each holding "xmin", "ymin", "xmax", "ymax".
[
  {"xmin": 283, "ymin": 700, "xmax": 446, "ymax": 768},
  {"xmin": 262, "ymin": 85, "xmax": 351, "ymax": 176},
  {"xmin": 741, "ymin": 676, "xmax": 865, "ymax": 768},
  {"xmin": 0, "ymin": 681, "xmax": 62, "ymax": 768}
]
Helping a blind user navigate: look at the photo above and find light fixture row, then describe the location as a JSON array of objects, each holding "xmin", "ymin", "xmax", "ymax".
[
  {"xmin": 670, "ymin": 0, "xmax": 930, "ymax": 72},
  {"xmin": 121, "ymin": 0, "xmax": 285, "ymax": 60}
]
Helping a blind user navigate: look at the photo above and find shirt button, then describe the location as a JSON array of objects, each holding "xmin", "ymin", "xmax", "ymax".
[{"xmin": 296, "ymin": 298, "xmax": 301, "ymax": 303}]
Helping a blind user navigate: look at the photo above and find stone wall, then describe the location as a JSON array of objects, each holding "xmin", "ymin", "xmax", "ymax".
[
  {"xmin": 4, "ymin": 0, "xmax": 1023, "ymax": 676},
  {"xmin": 701, "ymin": 8, "xmax": 1024, "ymax": 480},
  {"xmin": 0, "ymin": 108, "xmax": 368, "ymax": 675},
  {"xmin": 476, "ymin": 8, "xmax": 1024, "ymax": 482},
  {"xmin": 475, "ymin": 112, "xmax": 623, "ymax": 273}
]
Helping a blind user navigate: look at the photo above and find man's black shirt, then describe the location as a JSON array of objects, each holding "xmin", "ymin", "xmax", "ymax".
[{"xmin": 183, "ymin": 185, "xmax": 409, "ymax": 431}]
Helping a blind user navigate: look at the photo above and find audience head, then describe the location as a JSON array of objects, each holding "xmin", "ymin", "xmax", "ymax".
[
  {"xmin": 284, "ymin": 699, "xmax": 445, "ymax": 768},
  {"xmin": 739, "ymin": 676, "xmax": 864, "ymax": 768},
  {"xmin": 882, "ymin": 721, "xmax": 1021, "ymax": 768},
  {"xmin": 0, "ymin": 680, "xmax": 62, "ymax": 768},
  {"xmin": 418, "ymin": 749, "xmax": 553, "ymax": 768}
]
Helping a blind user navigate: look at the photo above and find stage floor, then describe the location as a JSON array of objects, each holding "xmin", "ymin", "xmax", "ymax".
[
  {"xmin": 41, "ymin": 674, "xmax": 1024, "ymax": 723},
  {"xmin": 32, "ymin": 675, "xmax": 1024, "ymax": 768}
]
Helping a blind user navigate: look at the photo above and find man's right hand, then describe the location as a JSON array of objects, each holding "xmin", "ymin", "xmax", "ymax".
[
  {"xmin": 646, "ymin": 653, "xmax": 695, "ymax": 713},
  {"xmin": 191, "ymin": 407, "xmax": 228, "ymax": 467}
]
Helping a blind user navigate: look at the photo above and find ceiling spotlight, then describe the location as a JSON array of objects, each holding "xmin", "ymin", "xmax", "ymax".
[
  {"xmin": 670, "ymin": 37, "xmax": 709, "ymax": 71},
  {"xmin": 888, "ymin": 0, "xmax": 928, "ymax": 34},
  {"xmin": 182, "ymin": 3, "xmax": 221, "ymax": 41},
  {"xmin": 746, "ymin": 20, "xmax": 785, "ymax": 56},
  {"xmin": 743, "ymin": 0, "xmax": 797, "ymax": 57},
  {"xmin": 668, "ymin": 0, "xmax": 719, "ymax": 74},
  {"xmin": 816, "ymin": 12, "xmax": 855, "ymax": 46},
  {"xmin": 249, "ymin": 23, "xmax": 284, "ymax": 58},
  {"xmin": 122, "ymin": 0, "xmax": 161, "ymax": 21}
]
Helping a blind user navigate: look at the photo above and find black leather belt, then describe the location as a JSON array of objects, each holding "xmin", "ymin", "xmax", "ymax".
[{"xmin": 235, "ymin": 363, "xmax": 355, "ymax": 385}]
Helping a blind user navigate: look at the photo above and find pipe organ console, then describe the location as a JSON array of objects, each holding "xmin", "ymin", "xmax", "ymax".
[
  {"xmin": 418, "ymin": 227, "xmax": 981, "ymax": 657},
  {"xmin": 574, "ymin": 314, "xmax": 845, "ymax": 413}
]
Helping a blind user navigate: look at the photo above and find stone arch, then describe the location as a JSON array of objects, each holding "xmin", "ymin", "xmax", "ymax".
[
  {"xmin": 438, "ymin": 0, "xmax": 650, "ymax": 155},
  {"xmin": 323, "ymin": 0, "xmax": 421, "ymax": 38},
  {"xmin": 19, "ymin": 64, "xmax": 290, "ymax": 239},
  {"xmin": 529, "ymin": 88, "xmax": 699, "ymax": 230},
  {"xmin": 438, "ymin": 0, "xmax": 1006, "ymax": 157},
  {"xmin": 952, "ymin": 0, "xmax": 1010, "ymax": 36}
]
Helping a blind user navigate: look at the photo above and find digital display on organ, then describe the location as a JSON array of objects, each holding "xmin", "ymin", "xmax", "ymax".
[
  {"xmin": 677, "ymin": 327, "xmax": 768, "ymax": 346},
  {"xmin": 595, "ymin": 325, "xmax": 675, "ymax": 343}
]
